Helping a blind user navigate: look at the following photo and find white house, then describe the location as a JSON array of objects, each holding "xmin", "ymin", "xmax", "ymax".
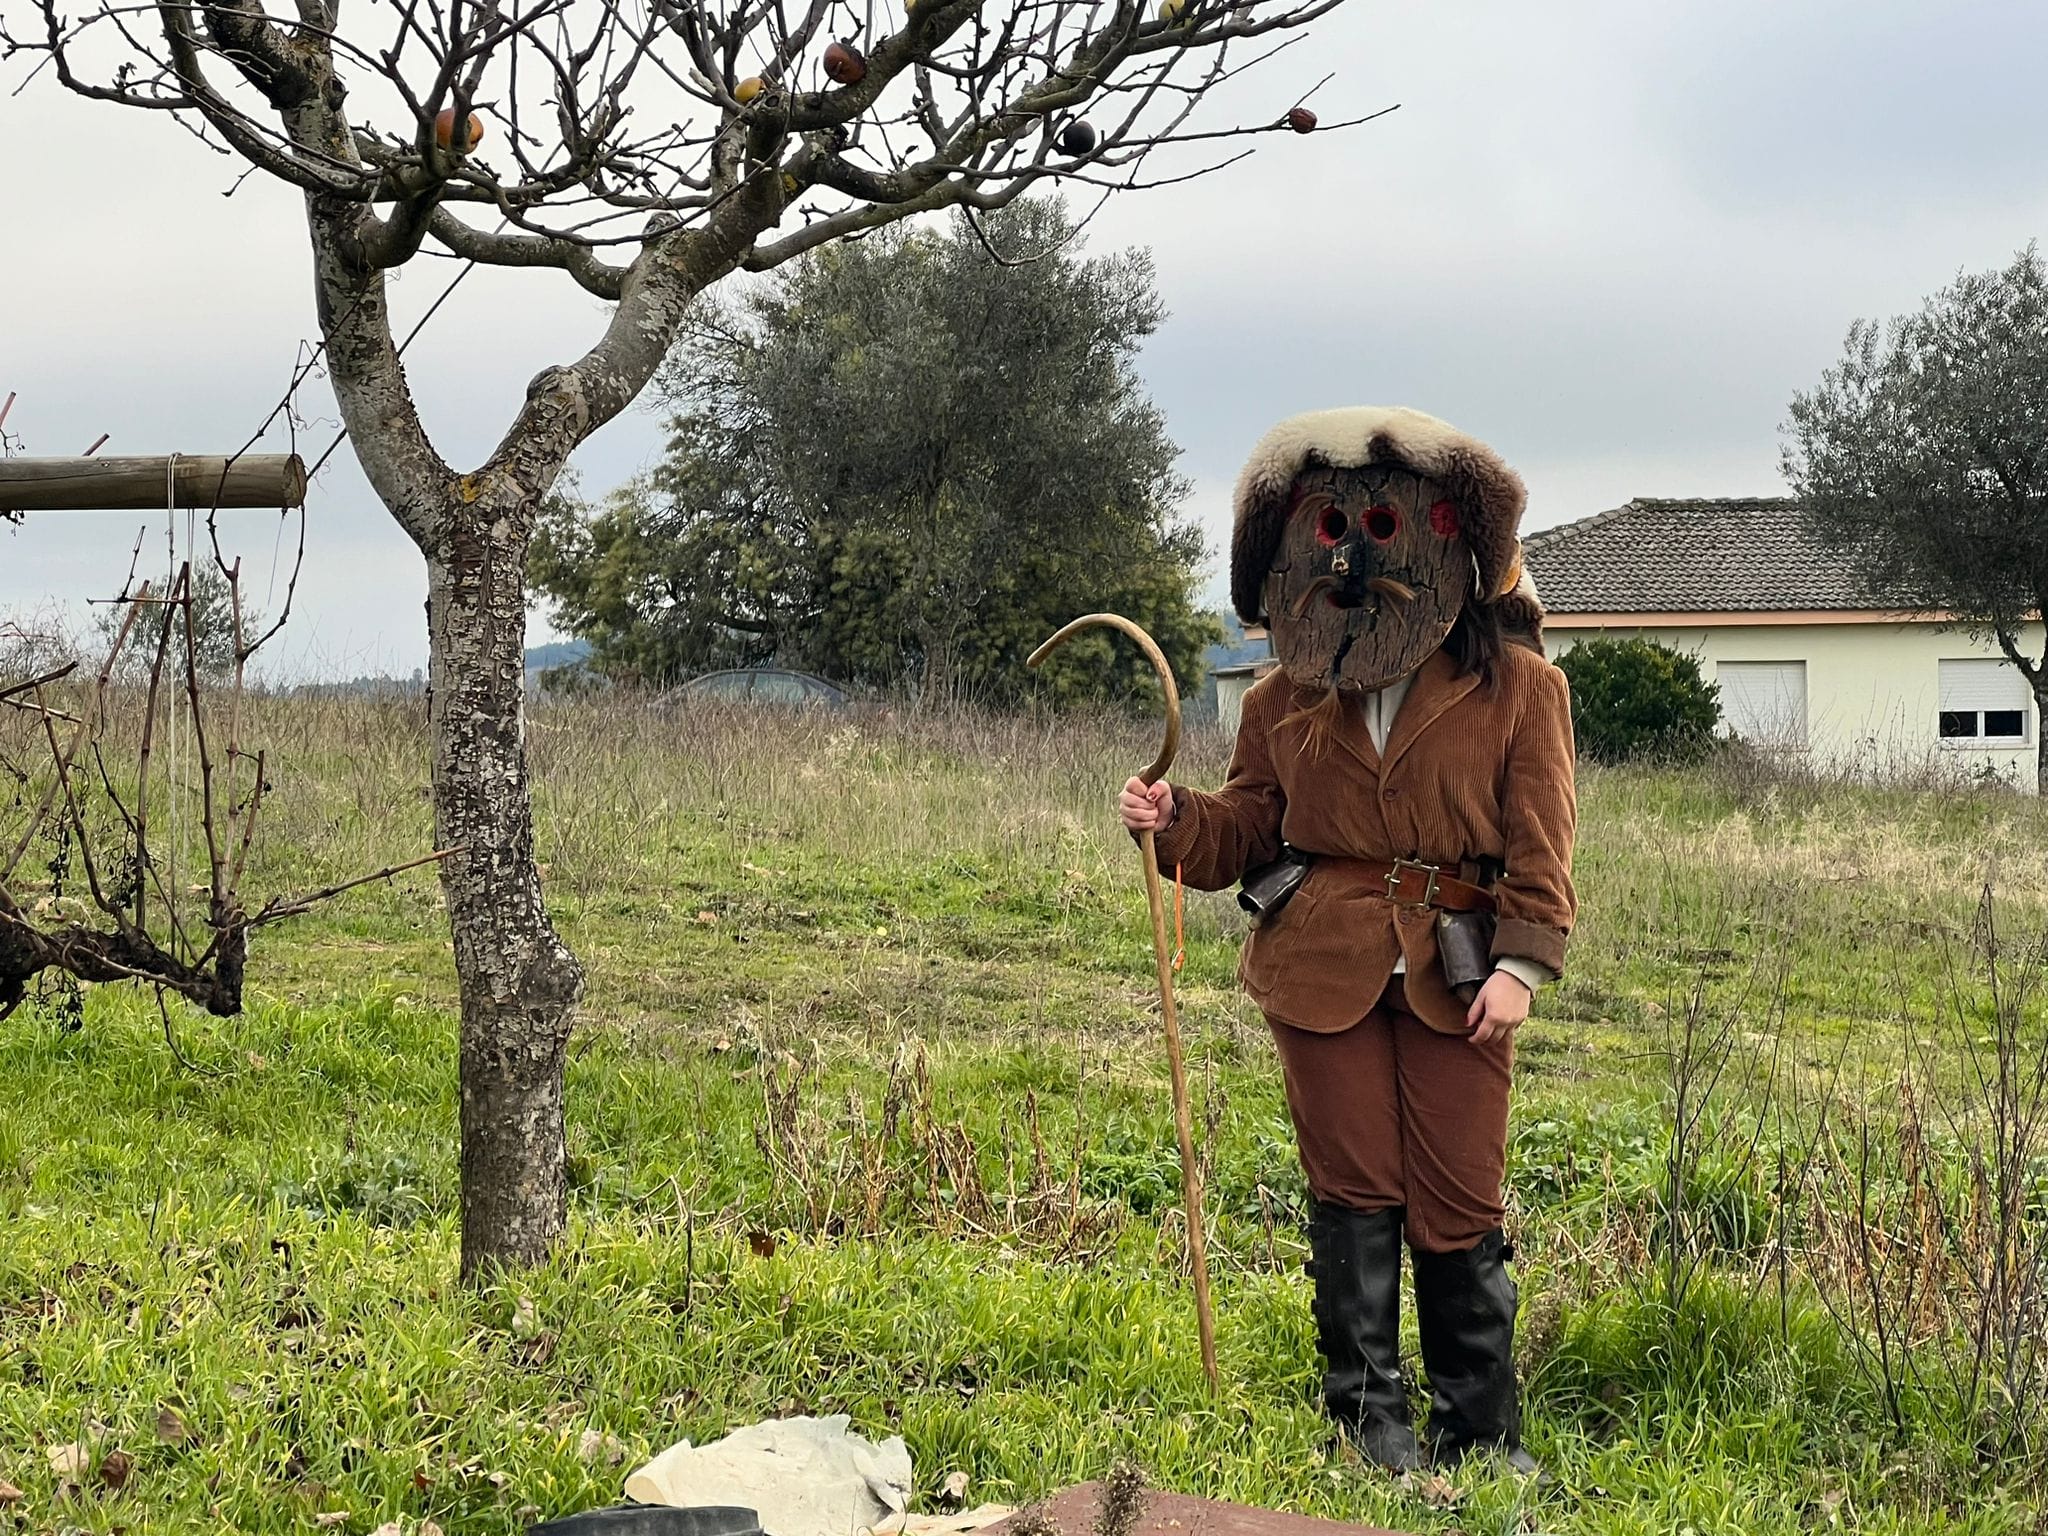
[
  {"xmin": 1524, "ymin": 498, "xmax": 2044, "ymax": 787},
  {"xmin": 1213, "ymin": 623, "xmax": 1278, "ymax": 736}
]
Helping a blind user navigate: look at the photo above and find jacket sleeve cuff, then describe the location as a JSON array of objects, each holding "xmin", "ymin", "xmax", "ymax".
[
  {"xmin": 1494, "ymin": 955, "xmax": 1554, "ymax": 992},
  {"xmin": 1492, "ymin": 917, "xmax": 1567, "ymax": 976},
  {"xmin": 1149, "ymin": 788, "xmax": 1203, "ymax": 867}
]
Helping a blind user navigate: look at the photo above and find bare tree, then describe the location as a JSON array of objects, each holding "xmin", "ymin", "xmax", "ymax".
[{"xmin": 3, "ymin": 0, "xmax": 1373, "ymax": 1276}]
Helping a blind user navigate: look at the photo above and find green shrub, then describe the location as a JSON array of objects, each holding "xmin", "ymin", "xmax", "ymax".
[{"xmin": 1556, "ymin": 636, "xmax": 1721, "ymax": 763}]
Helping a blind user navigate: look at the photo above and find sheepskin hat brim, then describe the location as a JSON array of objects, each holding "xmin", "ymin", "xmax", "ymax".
[{"xmin": 1231, "ymin": 406, "xmax": 1534, "ymax": 632}]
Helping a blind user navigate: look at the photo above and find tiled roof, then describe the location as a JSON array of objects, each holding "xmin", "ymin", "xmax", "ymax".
[{"xmin": 1522, "ymin": 497, "xmax": 1916, "ymax": 615}]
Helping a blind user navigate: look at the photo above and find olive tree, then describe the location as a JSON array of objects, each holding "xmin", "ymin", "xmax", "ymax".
[
  {"xmin": 4, "ymin": 0, "xmax": 1371, "ymax": 1275},
  {"xmin": 1784, "ymin": 245, "xmax": 2048, "ymax": 793},
  {"xmin": 535, "ymin": 198, "xmax": 1218, "ymax": 704}
]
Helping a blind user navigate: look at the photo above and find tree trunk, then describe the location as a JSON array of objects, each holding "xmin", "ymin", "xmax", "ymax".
[
  {"xmin": 295, "ymin": 103, "xmax": 780, "ymax": 1275},
  {"xmin": 916, "ymin": 624, "xmax": 956, "ymax": 709},
  {"xmin": 2035, "ymin": 680, "xmax": 2048, "ymax": 797},
  {"xmin": 303, "ymin": 228, "xmax": 588, "ymax": 1276},
  {"xmin": 424, "ymin": 503, "xmax": 586, "ymax": 1278}
]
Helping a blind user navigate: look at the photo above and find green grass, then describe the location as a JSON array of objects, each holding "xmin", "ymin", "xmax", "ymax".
[{"xmin": 3, "ymin": 693, "xmax": 2046, "ymax": 1533}]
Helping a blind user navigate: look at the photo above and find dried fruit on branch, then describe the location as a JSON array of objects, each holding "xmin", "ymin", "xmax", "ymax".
[
  {"xmin": 823, "ymin": 41, "xmax": 867, "ymax": 85},
  {"xmin": 434, "ymin": 107, "xmax": 484, "ymax": 152}
]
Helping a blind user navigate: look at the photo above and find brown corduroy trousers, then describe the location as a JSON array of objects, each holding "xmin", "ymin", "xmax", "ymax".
[{"xmin": 1268, "ymin": 978, "xmax": 1514, "ymax": 1254}]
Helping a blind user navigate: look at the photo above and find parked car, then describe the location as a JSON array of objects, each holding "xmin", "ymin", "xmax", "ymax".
[{"xmin": 667, "ymin": 667, "xmax": 850, "ymax": 708}]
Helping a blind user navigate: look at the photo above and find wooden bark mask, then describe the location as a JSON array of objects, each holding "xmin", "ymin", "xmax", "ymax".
[{"xmin": 1262, "ymin": 465, "xmax": 1473, "ymax": 693}]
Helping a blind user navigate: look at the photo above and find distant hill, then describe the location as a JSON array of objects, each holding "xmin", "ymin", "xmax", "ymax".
[
  {"xmin": 525, "ymin": 639, "xmax": 591, "ymax": 674},
  {"xmin": 277, "ymin": 639, "xmax": 591, "ymax": 698},
  {"xmin": 521, "ymin": 631, "xmax": 1256, "ymax": 703},
  {"xmin": 287, "ymin": 678, "xmax": 424, "ymax": 698}
]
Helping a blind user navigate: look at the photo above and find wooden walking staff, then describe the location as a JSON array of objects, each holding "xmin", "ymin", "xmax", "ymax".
[{"xmin": 1029, "ymin": 612, "xmax": 1218, "ymax": 1392}]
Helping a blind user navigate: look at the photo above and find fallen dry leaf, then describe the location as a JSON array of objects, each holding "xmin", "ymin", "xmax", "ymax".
[
  {"xmin": 747, "ymin": 1229, "xmax": 777, "ymax": 1259},
  {"xmin": 1412, "ymin": 1472, "xmax": 1464, "ymax": 1511},
  {"xmin": 47, "ymin": 1443, "xmax": 89, "ymax": 1478},
  {"xmin": 155, "ymin": 1405, "xmax": 192, "ymax": 1447},
  {"xmin": 694, "ymin": 910, "xmax": 719, "ymax": 925},
  {"xmin": 0, "ymin": 1480, "xmax": 22, "ymax": 1504},
  {"xmin": 511, "ymin": 1331, "xmax": 559, "ymax": 1368},
  {"xmin": 576, "ymin": 1429, "xmax": 628, "ymax": 1466},
  {"xmin": 939, "ymin": 1471, "xmax": 971, "ymax": 1509},
  {"xmin": 371, "ymin": 1523, "xmax": 403, "ymax": 1536},
  {"xmin": 98, "ymin": 1448, "xmax": 135, "ymax": 1490},
  {"xmin": 421, "ymin": 1523, "xmax": 446, "ymax": 1536},
  {"xmin": 313, "ymin": 1513, "xmax": 350, "ymax": 1528}
]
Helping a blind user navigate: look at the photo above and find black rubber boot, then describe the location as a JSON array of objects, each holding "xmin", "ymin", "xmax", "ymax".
[
  {"xmin": 1411, "ymin": 1231, "xmax": 1541, "ymax": 1479},
  {"xmin": 1307, "ymin": 1201, "xmax": 1420, "ymax": 1473}
]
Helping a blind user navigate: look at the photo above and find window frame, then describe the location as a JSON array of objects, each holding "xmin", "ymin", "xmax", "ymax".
[{"xmin": 1936, "ymin": 659, "xmax": 2033, "ymax": 751}]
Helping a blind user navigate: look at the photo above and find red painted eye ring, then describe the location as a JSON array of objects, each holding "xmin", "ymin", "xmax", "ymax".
[{"xmin": 1429, "ymin": 499, "xmax": 1460, "ymax": 538}]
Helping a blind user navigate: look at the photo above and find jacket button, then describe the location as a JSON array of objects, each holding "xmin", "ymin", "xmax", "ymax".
[{"xmin": 1383, "ymin": 788, "xmax": 1397, "ymax": 800}]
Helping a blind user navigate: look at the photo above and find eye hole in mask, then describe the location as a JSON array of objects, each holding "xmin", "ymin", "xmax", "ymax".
[
  {"xmin": 1315, "ymin": 504, "xmax": 1348, "ymax": 546},
  {"xmin": 1363, "ymin": 505, "xmax": 1399, "ymax": 542}
]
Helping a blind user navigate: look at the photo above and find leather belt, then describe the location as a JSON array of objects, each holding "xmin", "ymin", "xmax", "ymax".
[{"xmin": 1356, "ymin": 857, "xmax": 1497, "ymax": 914}]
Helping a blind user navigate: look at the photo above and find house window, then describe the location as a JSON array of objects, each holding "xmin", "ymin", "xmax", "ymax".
[
  {"xmin": 1717, "ymin": 661, "xmax": 1808, "ymax": 748},
  {"xmin": 1937, "ymin": 660, "xmax": 2031, "ymax": 747}
]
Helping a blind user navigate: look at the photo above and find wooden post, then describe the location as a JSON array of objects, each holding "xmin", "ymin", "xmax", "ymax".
[{"xmin": 0, "ymin": 455, "xmax": 307, "ymax": 513}]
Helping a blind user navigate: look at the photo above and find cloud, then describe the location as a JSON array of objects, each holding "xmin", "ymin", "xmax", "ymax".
[
  {"xmin": 1632, "ymin": 0, "xmax": 2048, "ymax": 216},
  {"xmin": 7, "ymin": 0, "xmax": 2048, "ymax": 674}
]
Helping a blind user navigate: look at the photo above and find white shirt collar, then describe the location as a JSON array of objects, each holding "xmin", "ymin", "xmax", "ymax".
[{"xmin": 1361, "ymin": 669, "xmax": 1415, "ymax": 754}]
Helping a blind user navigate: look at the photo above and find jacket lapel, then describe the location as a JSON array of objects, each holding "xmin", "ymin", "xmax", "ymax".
[
  {"xmin": 1381, "ymin": 647, "xmax": 1478, "ymax": 779},
  {"xmin": 1331, "ymin": 713, "xmax": 1381, "ymax": 776},
  {"xmin": 1269, "ymin": 680, "xmax": 1383, "ymax": 774}
]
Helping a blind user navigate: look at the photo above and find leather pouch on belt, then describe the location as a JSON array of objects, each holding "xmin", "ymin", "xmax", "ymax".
[
  {"xmin": 1436, "ymin": 908, "xmax": 1497, "ymax": 1006},
  {"xmin": 1237, "ymin": 847, "xmax": 1313, "ymax": 925}
]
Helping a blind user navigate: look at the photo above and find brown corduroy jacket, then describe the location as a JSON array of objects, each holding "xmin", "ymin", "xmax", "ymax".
[{"xmin": 1153, "ymin": 643, "xmax": 1578, "ymax": 1036}]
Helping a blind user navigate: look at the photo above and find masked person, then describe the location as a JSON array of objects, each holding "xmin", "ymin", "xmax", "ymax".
[{"xmin": 1120, "ymin": 407, "xmax": 1575, "ymax": 1477}]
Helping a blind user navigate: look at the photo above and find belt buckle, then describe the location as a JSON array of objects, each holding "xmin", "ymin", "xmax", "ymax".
[{"xmin": 1386, "ymin": 858, "xmax": 1440, "ymax": 909}]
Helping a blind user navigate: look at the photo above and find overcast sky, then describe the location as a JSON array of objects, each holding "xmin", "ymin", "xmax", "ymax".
[{"xmin": 5, "ymin": 0, "xmax": 2047, "ymax": 677}]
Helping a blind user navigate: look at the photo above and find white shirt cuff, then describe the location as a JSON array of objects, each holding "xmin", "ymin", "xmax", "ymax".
[{"xmin": 1494, "ymin": 955, "xmax": 1553, "ymax": 992}]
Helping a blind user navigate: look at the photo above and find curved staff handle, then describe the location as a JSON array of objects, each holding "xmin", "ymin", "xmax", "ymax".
[
  {"xmin": 1028, "ymin": 612, "xmax": 1216, "ymax": 1393},
  {"xmin": 1028, "ymin": 612, "xmax": 1182, "ymax": 787}
]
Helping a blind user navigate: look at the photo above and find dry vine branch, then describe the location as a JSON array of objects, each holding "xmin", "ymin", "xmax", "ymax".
[
  {"xmin": 1776, "ymin": 885, "xmax": 2048, "ymax": 1478},
  {"xmin": 0, "ymin": 559, "xmax": 448, "ymax": 1024}
]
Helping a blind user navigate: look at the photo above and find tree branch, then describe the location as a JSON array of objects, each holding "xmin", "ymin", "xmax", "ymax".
[{"xmin": 424, "ymin": 207, "xmax": 629, "ymax": 297}]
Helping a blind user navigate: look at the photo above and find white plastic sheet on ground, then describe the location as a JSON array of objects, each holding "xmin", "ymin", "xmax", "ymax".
[{"xmin": 625, "ymin": 1415, "xmax": 1013, "ymax": 1536}]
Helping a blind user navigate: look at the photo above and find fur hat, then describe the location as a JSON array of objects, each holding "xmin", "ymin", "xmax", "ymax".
[{"xmin": 1230, "ymin": 406, "xmax": 1540, "ymax": 637}]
